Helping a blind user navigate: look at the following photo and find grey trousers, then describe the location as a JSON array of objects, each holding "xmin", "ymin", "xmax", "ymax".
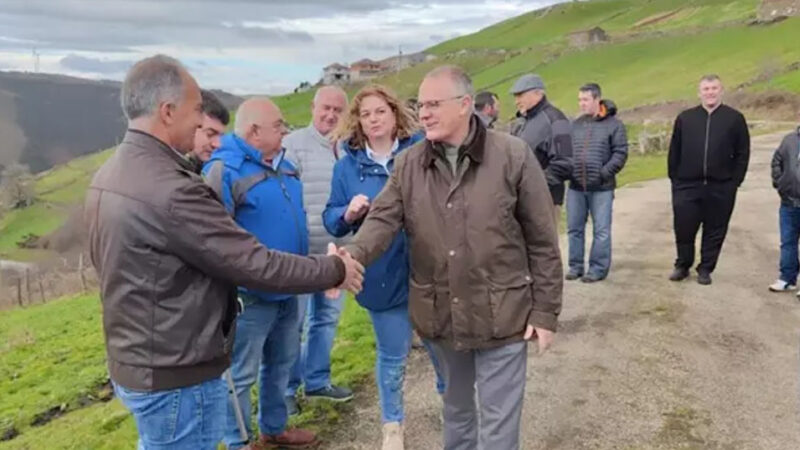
[{"xmin": 429, "ymin": 340, "xmax": 528, "ymax": 450}]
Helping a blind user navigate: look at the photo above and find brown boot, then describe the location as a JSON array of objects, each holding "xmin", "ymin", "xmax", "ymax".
[{"xmin": 252, "ymin": 428, "xmax": 317, "ymax": 449}]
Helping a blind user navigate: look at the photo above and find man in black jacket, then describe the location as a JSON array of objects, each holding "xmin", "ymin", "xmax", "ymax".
[
  {"xmin": 668, "ymin": 74, "xmax": 750, "ymax": 285},
  {"xmin": 509, "ymin": 73, "xmax": 573, "ymax": 226},
  {"xmin": 567, "ymin": 83, "xmax": 628, "ymax": 283},
  {"xmin": 768, "ymin": 125, "xmax": 800, "ymax": 294}
]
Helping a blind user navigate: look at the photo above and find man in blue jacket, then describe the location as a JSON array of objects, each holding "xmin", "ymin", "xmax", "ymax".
[{"xmin": 203, "ymin": 97, "xmax": 316, "ymax": 449}]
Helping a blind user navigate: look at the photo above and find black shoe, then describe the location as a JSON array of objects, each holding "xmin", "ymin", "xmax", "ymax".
[
  {"xmin": 305, "ymin": 385, "xmax": 353, "ymax": 402},
  {"xmin": 697, "ymin": 272, "xmax": 712, "ymax": 285},
  {"xmin": 565, "ymin": 272, "xmax": 583, "ymax": 281},
  {"xmin": 669, "ymin": 267, "xmax": 690, "ymax": 282},
  {"xmin": 581, "ymin": 273, "xmax": 605, "ymax": 283},
  {"xmin": 285, "ymin": 395, "xmax": 300, "ymax": 416}
]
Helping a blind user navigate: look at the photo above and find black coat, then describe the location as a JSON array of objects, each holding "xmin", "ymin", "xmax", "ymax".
[
  {"xmin": 771, "ymin": 128, "xmax": 800, "ymax": 207},
  {"xmin": 668, "ymin": 104, "xmax": 750, "ymax": 186}
]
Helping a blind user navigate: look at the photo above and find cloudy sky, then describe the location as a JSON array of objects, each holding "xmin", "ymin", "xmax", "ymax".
[{"xmin": 0, "ymin": 0, "xmax": 561, "ymax": 95}]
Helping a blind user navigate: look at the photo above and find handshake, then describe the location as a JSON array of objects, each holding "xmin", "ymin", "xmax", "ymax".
[{"xmin": 326, "ymin": 243, "xmax": 364, "ymax": 299}]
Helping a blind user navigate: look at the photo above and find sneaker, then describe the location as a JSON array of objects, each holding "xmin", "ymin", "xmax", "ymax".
[
  {"xmin": 382, "ymin": 422, "xmax": 404, "ymax": 450},
  {"xmin": 305, "ymin": 384, "xmax": 353, "ymax": 402},
  {"xmin": 697, "ymin": 271, "xmax": 712, "ymax": 286},
  {"xmin": 769, "ymin": 279, "xmax": 796, "ymax": 292},
  {"xmin": 252, "ymin": 429, "xmax": 316, "ymax": 449},
  {"xmin": 669, "ymin": 267, "xmax": 690, "ymax": 282},
  {"xmin": 285, "ymin": 395, "xmax": 300, "ymax": 416},
  {"xmin": 581, "ymin": 273, "xmax": 605, "ymax": 283},
  {"xmin": 565, "ymin": 272, "xmax": 583, "ymax": 281}
]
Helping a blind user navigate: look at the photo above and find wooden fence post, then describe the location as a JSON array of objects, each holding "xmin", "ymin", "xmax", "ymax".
[
  {"xmin": 17, "ymin": 278, "xmax": 23, "ymax": 307},
  {"xmin": 79, "ymin": 253, "xmax": 88, "ymax": 293},
  {"xmin": 38, "ymin": 274, "xmax": 46, "ymax": 303},
  {"xmin": 25, "ymin": 269, "xmax": 32, "ymax": 304}
]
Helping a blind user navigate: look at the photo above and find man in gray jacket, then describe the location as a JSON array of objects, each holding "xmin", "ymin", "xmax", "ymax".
[
  {"xmin": 769, "ymin": 125, "xmax": 800, "ymax": 294},
  {"xmin": 510, "ymin": 74, "xmax": 573, "ymax": 225},
  {"xmin": 283, "ymin": 86, "xmax": 353, "ymax": 411},
  {"xmin": 567, "ymin": 83, "xmax": 628, "ymax": 283},
  {"xmin": 86, "ymin": 55, "xmax": 364, "ymax": 450}
]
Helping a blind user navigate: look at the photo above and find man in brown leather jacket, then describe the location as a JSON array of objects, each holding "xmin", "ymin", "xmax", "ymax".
[
  {"xmin": 85, "ymin": 55, "xmax": 363, "ymax": 450},
  {"xmin": 343, "ymin": 66, "xmax": 563, "ymax": 450}
]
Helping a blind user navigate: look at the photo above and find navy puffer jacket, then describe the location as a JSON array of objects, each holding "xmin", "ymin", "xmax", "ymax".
[{"xmin": 569, "ymin": 100, "xmax": 628, "ymax": 191}]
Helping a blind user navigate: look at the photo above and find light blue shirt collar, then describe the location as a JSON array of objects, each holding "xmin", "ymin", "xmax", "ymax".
[{"xmin": 365, "ymin": 139, "xmax": 398, "ymax": 171}]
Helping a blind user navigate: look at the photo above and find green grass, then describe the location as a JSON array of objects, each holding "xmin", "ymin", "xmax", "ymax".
[
  {"xmin": 618, "ymin": 153, "xmax": 667, "ymax": 187},
  {"xmin": 484, "ymin": 17, "xmax": 800, "ymax": 120},
  {"xmin": 0, "ymin": 148, "xmax": 114, "ymax": 259},
  {"xmin": 0, "ymin": 294, "xmax": 108, "ymax": 441},
  {"xmin": 0, "ymin": 293, "xmax": 374, "ymax": 449},
  {"xmin": 428, "ymin": 0, "xmax": 757, "ymax": 54}
]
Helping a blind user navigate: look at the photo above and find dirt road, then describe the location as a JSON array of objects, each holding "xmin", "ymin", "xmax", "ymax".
[{"xmin": 328, "ymin": 132, "xmax": 800, "ymax": 449}]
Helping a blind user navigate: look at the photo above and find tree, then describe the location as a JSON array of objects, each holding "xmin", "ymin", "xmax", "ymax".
[{"xmin": 0, "ymin": 163, "xmax": 36, "ymax": 210}]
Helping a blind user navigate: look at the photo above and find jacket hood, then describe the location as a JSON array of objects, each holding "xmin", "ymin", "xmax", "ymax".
[{"xmin": 597, "ymin": 99, "xmax": 618, "ymax": 120}]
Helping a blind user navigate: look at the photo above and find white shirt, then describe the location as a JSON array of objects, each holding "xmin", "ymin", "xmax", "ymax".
[{"xmin": 365, "ymin": 138, "xmax": 399, "ymax": 173}]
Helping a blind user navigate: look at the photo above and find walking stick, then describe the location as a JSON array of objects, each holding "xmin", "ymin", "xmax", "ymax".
[{"xmin": 225, "ymin": 369, "xmax": 250, "ymax": 443}]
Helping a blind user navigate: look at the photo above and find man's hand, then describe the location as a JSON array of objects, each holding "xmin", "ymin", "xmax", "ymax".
[
  {"xmin": 344, "ymin": 194, "xmax": 370, "ymax": 224},
  {"xmin": 524, "ymin": 325, "xmax": 554, "ymax": 355},
  {"xmin": 325, "ymin": 243, "xmax": 364, "ymax": 299}
]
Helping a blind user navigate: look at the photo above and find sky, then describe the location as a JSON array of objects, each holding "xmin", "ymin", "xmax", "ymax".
[{"xmin": 0, "ymin": 0, "xmax": 562, "ymax": 95}]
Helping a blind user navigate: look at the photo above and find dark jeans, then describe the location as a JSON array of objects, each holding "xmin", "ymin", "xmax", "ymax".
[
  {"xmin": 672, "ymin": 181, "xmax": 738, "ymax": 273},
  {"xmin": 779, "ymin": 205, "xmax": 800, "ymax": 285}
]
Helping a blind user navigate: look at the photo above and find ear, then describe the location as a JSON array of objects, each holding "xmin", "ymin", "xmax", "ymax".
[{"xmin": 158, "ymin": 101, "xmax": 175, "ymax": 125}]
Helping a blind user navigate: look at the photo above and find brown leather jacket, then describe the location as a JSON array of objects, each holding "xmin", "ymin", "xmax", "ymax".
[
  {"xmin": 346, "ymin": 117, "xmax": 563, "ymax": 351},
  {"xmin": 85, "ymin": 130, "xmax": 345, "ymax": 391}
]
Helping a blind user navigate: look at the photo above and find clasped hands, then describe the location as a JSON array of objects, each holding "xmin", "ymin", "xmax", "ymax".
[{"xmin": 325, "ymin": 243, "xmax": 364, "ymax": 299}]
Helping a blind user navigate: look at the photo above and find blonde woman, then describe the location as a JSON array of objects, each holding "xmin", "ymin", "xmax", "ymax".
[{"xmin": 323, "ymin": 85, "xmax": 432, "ymax": 450}]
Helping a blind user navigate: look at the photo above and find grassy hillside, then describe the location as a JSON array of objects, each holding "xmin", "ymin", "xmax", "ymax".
[{"xmin": 0, "ymin": 148, "xmax": 114, "ymax": 261}]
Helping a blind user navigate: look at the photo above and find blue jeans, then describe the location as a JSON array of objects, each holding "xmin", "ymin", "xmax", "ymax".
[
  {"xmin": 368, "ymin": 303, "xmax": 412, "ymax": 423},
  {"xmin": 422, "ymin": 339, "xmax": 446, "ymax": 395},
  {"xmin": 779, "ymin": 205, "xmax": 800, "ymax": 284},
  {"xmin": 567, "ymin": 189, "xmax": 614, "ymax": 278},
  {"xmin": 287, "ymin": 290, "xmax": 345, "ymax": 395},
  {"xmin": 113, "ymin": 378, "xmax": 226, "ymax": 450},
  {"xmin": 225, "ymin": 296, "xmax": 300, "ymax": 450}
]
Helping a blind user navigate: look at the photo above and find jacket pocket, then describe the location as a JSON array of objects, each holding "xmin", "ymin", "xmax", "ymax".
[
  {"xmin": 488, "ymin": 275, "xmax": 533, "ymax": 339},
  {"xmin": 408, "ymin": 279, "xmax": 437, "ymax": 338}
]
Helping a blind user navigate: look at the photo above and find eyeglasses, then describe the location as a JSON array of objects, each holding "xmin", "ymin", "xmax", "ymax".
[{"xmin": 415, "ymin": 95, "xmax": 466, "ymax": 111}]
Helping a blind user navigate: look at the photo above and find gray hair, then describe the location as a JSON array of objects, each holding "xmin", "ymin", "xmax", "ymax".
[
  {"xmin": 425, "ymin": 65, "xmax": 475, "ymax": 97},
  {"xmin": 121, "ymin": 55, "xmax": 186, "ymax": 120}
]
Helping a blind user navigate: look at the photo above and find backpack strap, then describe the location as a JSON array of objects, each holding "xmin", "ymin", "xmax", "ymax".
[{"xmin": 205, "ymin": 160, "xmax": 276, "ymax": 214}]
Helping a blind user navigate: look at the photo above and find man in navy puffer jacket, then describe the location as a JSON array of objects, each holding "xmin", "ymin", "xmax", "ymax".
[{"xmin": 566, "ymin": 83, "xmax": 628, "ymax": 283}]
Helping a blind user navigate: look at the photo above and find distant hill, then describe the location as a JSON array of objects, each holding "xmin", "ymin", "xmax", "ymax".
[{"xmin": 0, "ymin": 71, "xmax": 243, "ymax": 176}]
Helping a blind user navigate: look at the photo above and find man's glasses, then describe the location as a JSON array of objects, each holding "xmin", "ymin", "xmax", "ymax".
[{"xmin": 416, "ymin": 95, "xmax": 466, "ymax": 111}]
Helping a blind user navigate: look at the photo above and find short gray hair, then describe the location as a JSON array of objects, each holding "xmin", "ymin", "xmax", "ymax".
[
  {"xmin": 700, "ymin": 74, "xmax": 722, "ymax": 84},
  {"xmin": 121, "ymin": 55, "xmax": 186, "ymax": 120},
  {"xmin": 425, "ymin": 65, "xmax": 474, "ymax": 97}
]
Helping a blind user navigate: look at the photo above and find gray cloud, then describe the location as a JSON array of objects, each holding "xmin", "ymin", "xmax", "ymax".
[
  {"xmin": 233, "ymin": 26, "xmax": 314, "ymax": 43},
  {"xmin": 59, "ymin": 54, "xmax": 133, "ymax": 73}
]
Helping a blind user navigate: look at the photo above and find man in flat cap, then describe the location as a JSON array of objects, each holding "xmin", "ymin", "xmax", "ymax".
[{"xmin": 510, "ymin": 73, "xmax": 573, "ymax": 227}]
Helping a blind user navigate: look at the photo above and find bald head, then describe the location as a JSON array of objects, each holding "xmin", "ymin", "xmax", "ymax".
[
  {"xmin": 312, "ymin": 86, "xmax": 348, "ymax": 136},
  {"xmin": 234, "ymin": 97, "xmax": 287, "ymax": 158}
]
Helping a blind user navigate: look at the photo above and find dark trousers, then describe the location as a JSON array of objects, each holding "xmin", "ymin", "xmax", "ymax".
[{"xmin": 672, "ymin": 181, "xmax": 738, "ymax": 274}]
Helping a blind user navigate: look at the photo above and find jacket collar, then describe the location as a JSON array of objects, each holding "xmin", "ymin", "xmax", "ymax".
[
  {"xmin": 214, "ymin": 133, "xmax": 287, "ymax": 171},
  {"xmin": 123, "ymin": 129, "xmax": 195, "ymax": 172},
  {"xmin": 422, "ymin": 114, "xmax": 486, "ymax": 168},
  {"xmin": 518, "ymin": 96, "xmax": 549, "ymax": 120},
  {"xmin": 345, "ymin": 133, "xmax": 424, "ymax": 166}
]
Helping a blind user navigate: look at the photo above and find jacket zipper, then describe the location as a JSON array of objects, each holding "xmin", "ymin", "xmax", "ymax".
[
  {"xmin": 581, "ymin": 122, "xmax": 592, "ymax": 192},
  {"xmin": 276, "ymin": 170, "xmax": 306, "ymax": 254},
  {"xmin": 703, "ymin": 112, "xmax": 711, "ymax": 185}
]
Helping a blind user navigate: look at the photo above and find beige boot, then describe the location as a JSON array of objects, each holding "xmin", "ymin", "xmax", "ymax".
[{"xmin": 382, "ymin": 422, "xmax": 404, "ymax": 450}]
